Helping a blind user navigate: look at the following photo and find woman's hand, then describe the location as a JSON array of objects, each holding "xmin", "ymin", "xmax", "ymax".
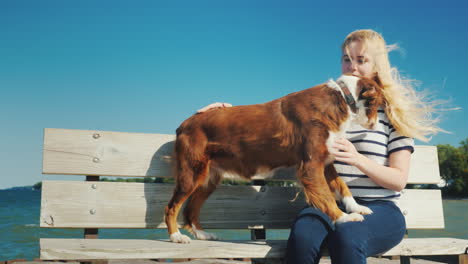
[
  {"xmin": 196, "ymin": 102, "xmax": 232, "ymax": 113},
  {"xmin": 331, "ymin": 137, "xmax": 410, "ymax": 191},
  {"xmin": 331, "ymin": 138, "xmax": 364, "ymax": 167}
]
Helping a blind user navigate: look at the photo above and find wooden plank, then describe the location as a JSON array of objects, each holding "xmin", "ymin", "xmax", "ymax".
[
  {"xmin": 42, "ymin": 128, "xmax": 296, "ymax": 181},
  {"xmin": 408, "ymin": 145, "xmax": 441, "ymax": 184},
  {"xmin": 40, "ymin": 181, "xmax": 444, "ymax": 229},
  {"xmin": 40, "ymin": 239, "xmax": 285, "ymax": 260},
  {"xmin": 43, "ymin": 128, "xmax": 441, "ymax": 184},
  {"xmin": 40, "ymin": 181, "xmax": 305, "ymax": 229},
  {"xmin": 382, "ymin": 238, "xmax": 468, "ymax": 256},
  {"xmin": 40, "ymin": 238, "xmax": 468, "ymax": 260},
  {"xmin": 399, "ymin": 189, "xmax": 444, "ymax": 229},
  {"xmin": 42, "ymin": 128, "xmax": 176, "ymax": 178}
]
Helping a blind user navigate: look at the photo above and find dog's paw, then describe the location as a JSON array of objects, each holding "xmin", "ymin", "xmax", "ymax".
[
  {"xmin": 356, "ymin": 205, "xmax": 373, "ymax": 215},
  {"xmin": 347, "ymin": 204, "xmax": 374, "ymax": 215},
  {"xmin": 342, "ymin": 196, "xmax": 373, "ymax": 215},
  {"xmin": 192, "ymin": 225, "xmax": 218, "ymax": 240},
  {"xmin": 170, "ymin": 231, "xmax": 192, "ymax": 243},
  {"xmin": 335, "ymin": 212, "xmax": 365, "ymax": 224}
]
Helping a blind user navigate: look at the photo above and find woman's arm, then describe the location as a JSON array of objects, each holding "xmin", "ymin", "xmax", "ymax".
[{"xmin": 331, "ymin": 138, "xmax": 411, "ymax": 192}]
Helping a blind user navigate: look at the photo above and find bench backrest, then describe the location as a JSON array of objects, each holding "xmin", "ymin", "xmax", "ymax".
[{"xmin": 40, "ymin": 128, "xmax": 445, "ymax": 230}]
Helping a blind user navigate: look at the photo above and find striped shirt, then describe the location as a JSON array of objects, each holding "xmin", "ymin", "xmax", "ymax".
[{"xmin": 334, "ymin": 109, "xmax": 414, "ymax": 203}]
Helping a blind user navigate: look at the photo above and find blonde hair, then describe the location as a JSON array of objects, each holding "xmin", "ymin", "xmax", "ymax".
[{"xmin": 342, "ymin": 29, "xmax": 444, "ymax": 142}]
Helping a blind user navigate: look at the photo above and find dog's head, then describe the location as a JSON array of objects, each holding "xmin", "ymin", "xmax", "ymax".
[{"xmin": 355, "ymin": 74, "xmax": 385, "ymax": 129}]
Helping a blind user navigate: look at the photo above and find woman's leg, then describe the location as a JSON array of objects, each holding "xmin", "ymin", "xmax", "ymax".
[
  {"xmin": 285, "ymin": 207, "xmax": 334, "ymax": 264},
  {"xmin": 327, "ymin": 200, "xmax": 406, "ymax": 264}
]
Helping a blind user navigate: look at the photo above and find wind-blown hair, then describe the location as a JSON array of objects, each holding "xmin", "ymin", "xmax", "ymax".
[{"xmin": 342, "ymin": 29, "xmax": 444, "ymax": 142}]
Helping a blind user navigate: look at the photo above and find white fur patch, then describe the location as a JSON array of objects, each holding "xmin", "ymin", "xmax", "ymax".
[
  {"xmin": 355, "ymin": 100, "xmax": 371, "ymax": 128},
  {"xmin": 216, "ymin": 169, "xmax": 242, "ymax": 180},
  {"xmin": 170, "ymin": 231, "xmax": 192, "ymax": 244},
  {"xmin": 254, "ymin": 166, "xmax": 278, "ymax": 179},
  {"xmin": 213, "ymin": 167, "xmax": 283, "ymax": 181},
  {"xmin": 336, "ymin": 212, "xmax": 365, "ymax": 224},
  {"xmin": 336, "ymin": 75, "xmax": 360, "ymax": 98},
  {"xmin": 325, "ymin": 75, "xmax": 362, "ymax": 158},
  {"xmin": 325, "ymin": 117, "xmax": 351, "ymax": 160},
  {"xmin": 342, "ymin": 196, "xmax": 373, "ymax": 215},
  {"xmin": 192, "ymin": 224, "xmax": 218, "ymax": 240},
  {"xmin": 326, "ymin": 79, "xmax": 346, "ymax": 97}
]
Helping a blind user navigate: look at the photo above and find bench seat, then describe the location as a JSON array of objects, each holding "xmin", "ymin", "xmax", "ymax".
[{"xmin": 40, "ymin": 238, "xmax": 468, "ymax": 260}]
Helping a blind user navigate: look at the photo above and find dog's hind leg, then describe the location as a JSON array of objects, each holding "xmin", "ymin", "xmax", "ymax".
[
  {"xmin": 165, "ymin": 131, "xmax": 212, "ymax": 243},
  {"xmin": 324, "ymin": 164, "xmax": 373, "ymax": 220},
  {"xmin": 164, "ymin": 176, "xmax": 196, "ymax": 243},
  {"xmin": 165, "ymin": 158, "xmax": 211, "ymax": 243},
  {"xmin": 183, "ymin": 168, "xmax": 222, "ymax": 240}
]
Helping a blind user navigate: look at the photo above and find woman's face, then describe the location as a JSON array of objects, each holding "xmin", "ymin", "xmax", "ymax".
[{"xmin": 341, "ymin": 40, "xmax": 375, "ymax": 78}]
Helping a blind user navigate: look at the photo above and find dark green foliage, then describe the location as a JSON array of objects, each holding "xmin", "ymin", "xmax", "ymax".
[{"xmin": 437, "ymin": 138, "xmax": 468, "ymax": 197}]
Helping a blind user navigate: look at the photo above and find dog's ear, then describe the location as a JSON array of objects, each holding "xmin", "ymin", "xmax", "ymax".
[
  {"xmin": 358, "ymin": 73, "xmax": 383, "ymax": 99},
  {"xmin": 360, "ymin": 73, "xmax": 382, "ymax": 96},
  {"xmin": 358, "ymin": 80, "xmax": 376, "ymax": 100},
  {"xmin": 358, "ymin": 78, "xmax": 384, "ymax": 107},
  {"xmin": 372, "ymin": 72, "xmax": 383, "ymax": 88}
]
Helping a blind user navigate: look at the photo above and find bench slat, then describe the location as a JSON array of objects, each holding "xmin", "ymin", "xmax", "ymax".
[
  {"xmin": 42, "ymin": 128, "xmax": 176, "ymax": 178},
  {"xmin": 40, "ymin": 238, "xmax": 468, "ymax": 260},
  {"xmin": 43, "ymin": 128, "xmax": 441, "ymax": 184},
  {"xmin": 40, "ymin": 239, "xmax": 284, "ymax": 260},
  {"xmin": 40, "ymin": 181, "xmax": 444, "ymax": 230}
]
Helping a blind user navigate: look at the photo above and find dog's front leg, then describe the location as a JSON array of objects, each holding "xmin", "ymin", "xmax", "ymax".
[
  {"xmin": 299, "ymin": 160, "xmax": 347, "ymax": 222},
  {"xmin": 324, "ymin": 165, "xmax": 373, "ymax": 216}
]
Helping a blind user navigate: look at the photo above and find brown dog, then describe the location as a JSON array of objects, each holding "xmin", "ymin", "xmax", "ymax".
[{"xmin": 165, "ymin": 74, "xmax": 384, "ymax": 243}]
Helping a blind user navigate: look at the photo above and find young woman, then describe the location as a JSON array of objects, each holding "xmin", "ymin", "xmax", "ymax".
[{"xmin": 198, "ymin": 29, "xmax": 442, "ymax": 263}]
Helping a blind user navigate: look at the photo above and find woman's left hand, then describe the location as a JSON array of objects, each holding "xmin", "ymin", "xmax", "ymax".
[{"xmin": 331, "ymin": 138, "xmax": 364, "ymax": 167}]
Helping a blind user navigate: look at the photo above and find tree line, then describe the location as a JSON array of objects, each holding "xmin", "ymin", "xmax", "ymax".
[{"xmin": 437, "ymin": 137, "xmax": 468, "ymax": 197}]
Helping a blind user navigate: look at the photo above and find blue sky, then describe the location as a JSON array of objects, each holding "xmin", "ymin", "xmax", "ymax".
[{"xmin": 1, "ymin": 1, "xmax": 466, "ymax": 189}]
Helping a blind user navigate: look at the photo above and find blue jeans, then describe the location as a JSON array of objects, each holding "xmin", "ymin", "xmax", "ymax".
[{"xmin": 285, "ymin": 199, "xmax": 406, "ymax": 264}]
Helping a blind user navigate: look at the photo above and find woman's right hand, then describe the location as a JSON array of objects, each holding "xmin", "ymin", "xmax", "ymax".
[{"xmin": 196, "ymin": 102, "xmax": 232, "ymax": 113}]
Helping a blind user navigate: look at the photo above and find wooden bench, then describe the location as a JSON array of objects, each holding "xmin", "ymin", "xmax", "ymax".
[{"xmin": 39, "ymin": 128, "xmax": 468, "ymax": 263}]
